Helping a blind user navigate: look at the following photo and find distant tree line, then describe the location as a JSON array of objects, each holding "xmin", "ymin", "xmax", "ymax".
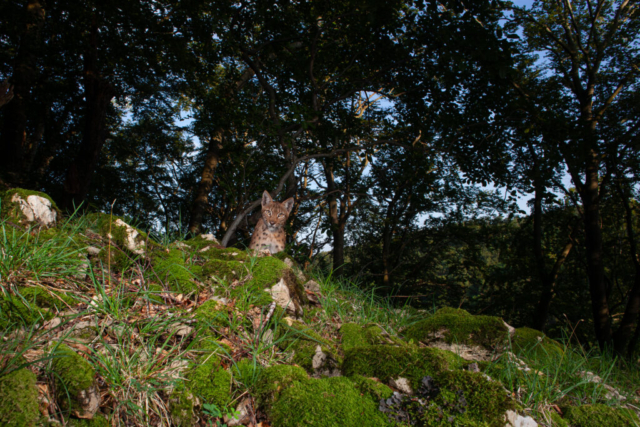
[{"xmin": 1, "ymin": 0, "xmax": 639, "ymax": 355}]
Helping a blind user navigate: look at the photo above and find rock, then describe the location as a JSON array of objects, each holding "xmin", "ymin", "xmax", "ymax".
[
  {"xmin": 86, "ymin": 246, "xmax": 101, "ymax": 256},
  {"xmin": 505, "ymin": 410, "xmax": 538, "ymax": 427},
  {"xmin": 389, "ymin": 377, "xmax": 413, "ymax": 395},
  {"xmin": 304, "ymin": 279, "xmax": 321, "ymax": 294},
  {"xmin": 311, "ymin": 345, "xmax": 341, "ymax": 378},
  {"xmin": 108, "ymin": 219, "xmax": 146, "ymax": 255},
  {"xmin": 11, "ymin": 193, "xmax": 57, "ymax": 227},
  {"xmin": 169, "ymin": 323, "xmax": 194, "ymax": 337},
  {"xmin": 266, "ymin": 278, "xmax": 296, "ymax": 314},
  {"xmin": 200, "ymin": 233, "xmax": 220, "ymax": 243},
  {"xmin": 224, "ymin": 396, "xmax": 252, "ymax": 426},
  {"xmin": 284, "ymin": 257, "xmax": 307, "ymax": 282}
]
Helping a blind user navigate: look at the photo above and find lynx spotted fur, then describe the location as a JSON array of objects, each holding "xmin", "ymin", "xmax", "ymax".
[{"xmin": 249, "ymin": 190, "xmax": 294, "ymax": 254}]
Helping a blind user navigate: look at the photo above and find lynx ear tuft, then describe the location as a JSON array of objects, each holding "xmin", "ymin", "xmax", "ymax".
[
  {"xmin": 282, "ymin": 197, "xmax": 294, "ymax": 213},
  {"xmin": 262, "ymin": 190, "xmax": 272, "ymax": 207}
]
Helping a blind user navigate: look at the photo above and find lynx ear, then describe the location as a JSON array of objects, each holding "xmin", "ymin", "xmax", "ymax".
[
  {"xmin": 262, "ymin": 190, "xmax": 272, "ymax": 207},
  {"xmin": 282, "ymin": 197, "xmax": 294, "ymax": 213}
]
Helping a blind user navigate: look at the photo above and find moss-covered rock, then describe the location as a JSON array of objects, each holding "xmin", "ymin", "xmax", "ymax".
[
  {"xmin": 340, "ymin": 323, "xmax": 407, "ymax": 352},
  {"xmin": 86, "ymin": 213, "xmax": 150, "ymax": 256},
  {"xmin": 348, "ymin": 374, "xmax": 394, "ymax": 401},
  {"xmin": 1, "ymin": 188, "xmax": 61, "ymax": 227},
  {"xmin": 342, "ymin": 345, "xmax": 465, "ymax": 389},
  {"xmin": 153, "ymin": 249, "xmax": 201, "ymax": 294},
  {"xmin": 512, "ymin": 327, "xmax": 564, "ymax": 358},
  {"xmin": 563, "ymin": 404, "xmax": 640, "ymax": 427},
  {"xmin": 0, "ymin": 368, "xmax": 40, "ymax": 427},
  {"xmin": 270, "ymin": 376, "xmax": 390, "ymax": 427},
  {"xmin": 51, "ymin": 343, "xmax": 99, "ymax": 418},
  {"xmin": 16, "ymin": 286, "xmax": 78, "ymax": 309},
  {"xmin": 0, "ymin": 293, "xmax": 53, "ymax": 328},
  {"xmin": 402, "ymin": 307, "xmax": 509, "ymax": 360},
  {"xmin": 169, "ymin": 386, "xmax": 197, "ymax": 427},
  {"xmin": 278, "ymin": 321, "xmax": 341, "ymax": 376},
  {"xmin": 186, "ymin": 349, "xmax": 231, "ymax": 408},
  {"xmin": 255, "ymin": 364, "xmax": 309, "ymax": 414}
]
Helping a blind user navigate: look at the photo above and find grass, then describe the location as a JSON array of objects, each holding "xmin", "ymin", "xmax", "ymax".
[{"xmin": 0, "ymin": 208, "xmax": 639, "ymax": 426}]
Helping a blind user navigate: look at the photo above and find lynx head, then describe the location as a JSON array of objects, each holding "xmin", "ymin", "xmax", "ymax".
[{"xmin": 261, "ymin": 190, "xmax": 294, "ymax": 231}]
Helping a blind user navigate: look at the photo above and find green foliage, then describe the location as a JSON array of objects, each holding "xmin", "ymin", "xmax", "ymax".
[
  {"xmin": 50, "ymin": 343, "xmax": 96, "ymax": 413},
  {"xmin": 152, "ymin": 249, "xmax": 200, "ymax": 294},
  {"xmin": 255, "ymin": 364, "xmax": 309, "ymax": 414},
  {"xmin": 187, "ymin": 351, "xmax": 231, "ymax": 408}
]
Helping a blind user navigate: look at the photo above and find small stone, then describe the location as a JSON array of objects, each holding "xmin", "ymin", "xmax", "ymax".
[
  {"xmin": 170, "ymin": 324, "xmax": 194, "ymax": 337},
  {"xmin": 199, "ymin": 234, "xmax": 219, "ymax": 243},
  {"xmin": 505, "ymin": 410, "xmax": 538, "ymax": 427},
  {"xmin": 304, "ymin": 280, "xmax": 321, "ymax": 294},
  {"xmin": 265, "ymin": 278, "xmax": 295, "ymax": 314},
  {"xmin": 224, "ymin": 397, "xmax": 252, "ymax": 426},
  {"xmin": 389, "ymin": 377, "xmax": 413, "ymax": 395},
  {"xmin": 86, "ymin": 246, "xmax": 101, "ymax": 256}
]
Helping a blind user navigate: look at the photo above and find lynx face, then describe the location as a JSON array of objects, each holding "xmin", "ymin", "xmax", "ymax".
[
  {"xmin": 261, "ymin": 191, "xmax": 293, "ymax": 232},
  {"xmin": 249, "ymin": 190, "xmax": 294, "ymax": 254}
]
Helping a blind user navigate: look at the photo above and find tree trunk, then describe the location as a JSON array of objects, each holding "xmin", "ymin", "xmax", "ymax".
[
  {"xmin": 0, "ymin": 0, "xmax": 45, "ymax": 184},
  {"xmin": 62, "ymin": 18, "xmax": 114, "ymax": 211},
  {"xmin": 187, "ymin": 132, "xmax": 222, "ymax": 235},
  {"xmin": 323, "ymin": 161, "xmax": 345, "ymax": 276},
  {"xmin": 612, "ymin": 181, "xmax": 640, "ymax": 355},
  {"xmin": 582, "ymin": 151, "xmax": 612, "ymax": 348}
]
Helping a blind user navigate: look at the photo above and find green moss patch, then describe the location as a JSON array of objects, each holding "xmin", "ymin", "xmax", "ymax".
[
  {"xmin": 341, "ymin": 323, "xmax": 407, "ymax": 352},
  {"xmin": 278, "ymin": 321, "xmax": 341, "ymax": 374},
  {"xmin": 0, "ymin": 368, "xmax": 40, "ymax": 427},
  {"xmin": 403, "ymin": 307, "xmax": 509, "ymax": 349},
  {"xmin": 563, "ymin": 404, "xmax": 640, "ymax": 427},
  {"xmin": 153, "ymin": 249, "xmax": 201, "ymax": 294},
  {"xmin": 342, "ymin": 345, "xmax": 465, "ymax": 389},
  {"xmin": 270, "ymin": 376, "xmax": 390, "ymax": 427},
  {"xmin": 0, "ymin": 293, "xmax": 53, "ymax": 328},
  {"xmin": 50, "ymin": 344, "xmax": 97, "ymax": 413},
  {"xmin": 255, "ymin": 364, "xmax": 309, "ymax": 413},
  {"xmin": 17, "ymin": 286, "xmax": 78, "ymax": 309},
  {"xmin": 194, "ymin": 299, "xmax": 231, "ymax": 328},
  {"xmin": 186, "ymin": 351, "xmax": 231, "ymax": 408},
  {"xmin": 348, "ymin": 374, "xmax": 393, "ymax": 401},
  {"xmin": 169, "ymin": 386, "xmax": 196, "ymax": 427},
  {"xmin": 512, "ymin": 327, "xmax": 563, "ymax": 358}
]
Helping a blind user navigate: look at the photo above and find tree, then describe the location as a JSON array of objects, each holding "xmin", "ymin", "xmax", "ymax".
[{"xmin": 508, "ymin": 0, "xmax": 640, "ymax": 349}]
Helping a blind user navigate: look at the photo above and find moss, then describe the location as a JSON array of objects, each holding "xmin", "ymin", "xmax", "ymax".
[
  {"xmin": 183, "ymin": 235, "xmax": 225, "ymax": 252},
  {"xmin": 1, "ymin": 188, "xmax": 61, "ymax": 226},
  {"xmin": 169, "ymin": 386, "xmax": 196, "ymax": 427},
  {"xmin": 342, "ymin": 345, "xmax": 465, "ymax": 389},
  {"xmin": 255, "ymin": 364, "xmax": 309, "ymax": 413},
  {"xmin": 68, "ymin": 415, "xmax": 110, "ymax": 426},
  {"xmin": 198, "ymin": 246, "xmax": 249, "ymax": 262},
  {"xmin": 186, "ymin": 351, "xmax": 231, "ymax": 408},
  {"xmin": 246, "ymin": 256, "xmax": 288, "ymax": 289},
  {"xmin": 403, "ymin": 307, "xmax": 509, "ymax": 349},
  {"xmin": 341, "ymin": 323, "xmax": 407, "ymax": 352},
  {"xmin": 512, "ymin": 327, "xmax": 563, "ymax": 358},
  {"xmin": 278, "ymin": 321, "xmax": 341, "ymax": 374},
  {"xmin": 546, "ymin": 411, "xmax": 569, "ymax": 427},
  {"xmin": 563, "ymin": 404, "xmax": 640, "ymax": 427},
  {"xmin": 96, "ymin": 246, "xmax": 133, "ymax": 271},
  {"xmin": 153, "ymin": 249, "xmax": 200, "ymax": 294},
  {"xmin": 232, "ymin": 358, "xmax": 262, "ymax": 388},
  {"xmin": 50, "ymin": 343, "xmax": 96, "ymax": 413},
  {"xmin": 341, "ymin": 323, "xmax": 368, "ymax": 352},
  {"xmin": 86, "ymin": 213, "xmax": 153, "ymax": 256},
  {"xmin": 194, "ymin": 300, "xmax": 231, "ymax": 328},
  {"xmin": 0, "ymin": 293, "xmax": 53, "ymax": 328},
  {"xmin": 16, "ymin": 286, "xmax": 78, "ymax": 309},
  {"xmin": 422, "ymin": 370, "xmax": 515, "ymax": 427},
  {"xmin": 270, "ymin": 376, "xmax": 390, "ymax": 427},
  {"xmin": 0, "ymin": 368, "xmax": 40, "ymax": 427},
  {"xmin": 348, "ymin": 374, "xmax": 393, "ymax": 400},
  {"xmin": 201, "ymin": 259, "xmax": 247, "ymax": 282}
]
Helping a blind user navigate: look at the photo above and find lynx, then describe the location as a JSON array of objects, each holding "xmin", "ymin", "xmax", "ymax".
[{"xmin": 249, "ymin": 190, "xmax": 294, "ymax": 254}]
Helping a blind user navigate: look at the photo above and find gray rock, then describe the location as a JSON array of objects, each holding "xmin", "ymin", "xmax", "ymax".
[{"xmin": 11, "ymin": 193, "xmax": 57, "ymax": 227}]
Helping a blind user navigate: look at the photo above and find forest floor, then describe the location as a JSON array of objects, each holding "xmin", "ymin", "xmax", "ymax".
[{"xmin": 1, "ymin": 188, "xmax": 639, "ymax": 427}]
